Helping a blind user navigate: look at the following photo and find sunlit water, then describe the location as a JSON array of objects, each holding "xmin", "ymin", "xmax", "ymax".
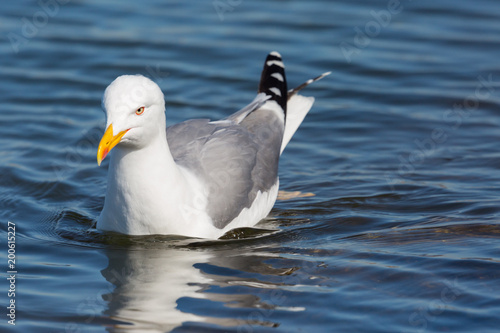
[{"xmin": 1, "ymin": 0, "xmax": 500, "ymax": 332}]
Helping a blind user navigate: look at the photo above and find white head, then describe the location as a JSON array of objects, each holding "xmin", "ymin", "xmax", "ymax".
[{"xmin": 97, "ymin": 75, "xmax": 165, "ymax": 165}]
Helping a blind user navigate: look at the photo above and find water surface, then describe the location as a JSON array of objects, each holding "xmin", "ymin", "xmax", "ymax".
[{"xmin": 1, "ymin": 0, "xmax": 500, "ymax": 332}]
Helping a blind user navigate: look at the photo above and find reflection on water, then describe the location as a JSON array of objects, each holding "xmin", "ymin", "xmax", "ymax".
[
  {"xmin": 102, "ymin": 245, "xmax": 210, "ymax": 332},
  {"xmin": 100, "ymin": 238, "xmax": 308, "ymax": 332}
]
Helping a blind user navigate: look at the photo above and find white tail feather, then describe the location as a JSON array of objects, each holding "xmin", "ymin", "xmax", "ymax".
[{"xmin": 280, "ymin": 94, "xmax": 315, "ymax": 154}]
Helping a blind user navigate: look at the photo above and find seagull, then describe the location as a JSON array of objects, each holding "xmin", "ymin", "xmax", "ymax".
[{"xmin": 96, "ymin": 51, "xmax": 329, "ymax": 239}]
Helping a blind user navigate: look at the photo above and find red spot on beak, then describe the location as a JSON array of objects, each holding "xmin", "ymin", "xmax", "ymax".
[{"xmin": 101, "ymin": 147, "xmax": 109, "ymax": 161}]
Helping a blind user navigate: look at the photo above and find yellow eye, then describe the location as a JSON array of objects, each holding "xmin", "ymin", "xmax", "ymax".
[{"xmin": 136, "ymin": 107, "xmax": 145, "ymax": 115}]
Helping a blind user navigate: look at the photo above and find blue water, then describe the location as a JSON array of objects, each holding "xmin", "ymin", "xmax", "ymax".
[{"xmin": 2, "ymin": 0, "xmax": 500, "ymax": 332}]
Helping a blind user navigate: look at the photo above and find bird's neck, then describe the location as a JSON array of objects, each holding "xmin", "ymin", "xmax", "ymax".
[
  {"xmin": 111, "ymin": 130, "xmax": 181, "ymax": 184},
  {"xmin": 99, "ymin": 130, "xmax": 191, "ymax": 234}
]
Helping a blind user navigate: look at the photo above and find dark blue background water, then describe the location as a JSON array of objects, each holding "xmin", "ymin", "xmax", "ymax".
[{"xmin": 1, "ymin": 0, "xmax": 500, "ymax": 332}]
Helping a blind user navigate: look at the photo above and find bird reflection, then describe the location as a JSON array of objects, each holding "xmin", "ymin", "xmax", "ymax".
[
  {"xmin": 99, "ymin": 233, "xmax": 298, "ymax": 332},
  {"xmin": 101, "ymin": 243, "xmax": 211, "ymax": 332}
]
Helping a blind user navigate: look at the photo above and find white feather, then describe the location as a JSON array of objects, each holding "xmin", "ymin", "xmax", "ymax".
[{"xmin": 281, "ymin": 94, "xmax": 315, "ymax": 154}]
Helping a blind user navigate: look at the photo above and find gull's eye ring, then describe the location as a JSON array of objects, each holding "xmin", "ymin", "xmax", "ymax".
[{"xmin": 136, "ymin": 107, "xmax": 145, "ymax": 115}]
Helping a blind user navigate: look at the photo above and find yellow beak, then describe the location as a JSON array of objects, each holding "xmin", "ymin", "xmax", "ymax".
[{"xmin": 97, "ymin": 124, "xmax": 129, "ymax": 166}]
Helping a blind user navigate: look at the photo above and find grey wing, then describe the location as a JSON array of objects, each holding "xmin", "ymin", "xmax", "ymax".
[
  {"xmin": 166, "ymin": 114, "xmax": 283, "ymax": 229},
  {"xmin": 166, "ymin": 118, "xmax": 213, "ymax": 168},
  {"xmin": 197, "ymin": 127, "xmax": 259, "ymax": 228}
]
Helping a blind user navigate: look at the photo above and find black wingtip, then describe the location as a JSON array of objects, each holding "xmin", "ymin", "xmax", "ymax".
[{"xmin": 258, "ymin": 51, "xmax": 288, "ymax": 115}]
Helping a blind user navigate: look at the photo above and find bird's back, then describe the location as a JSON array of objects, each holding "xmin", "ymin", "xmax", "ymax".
[{"xmin": 167, "ymin": 52, "xmax": 288, "ymax": 229}]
